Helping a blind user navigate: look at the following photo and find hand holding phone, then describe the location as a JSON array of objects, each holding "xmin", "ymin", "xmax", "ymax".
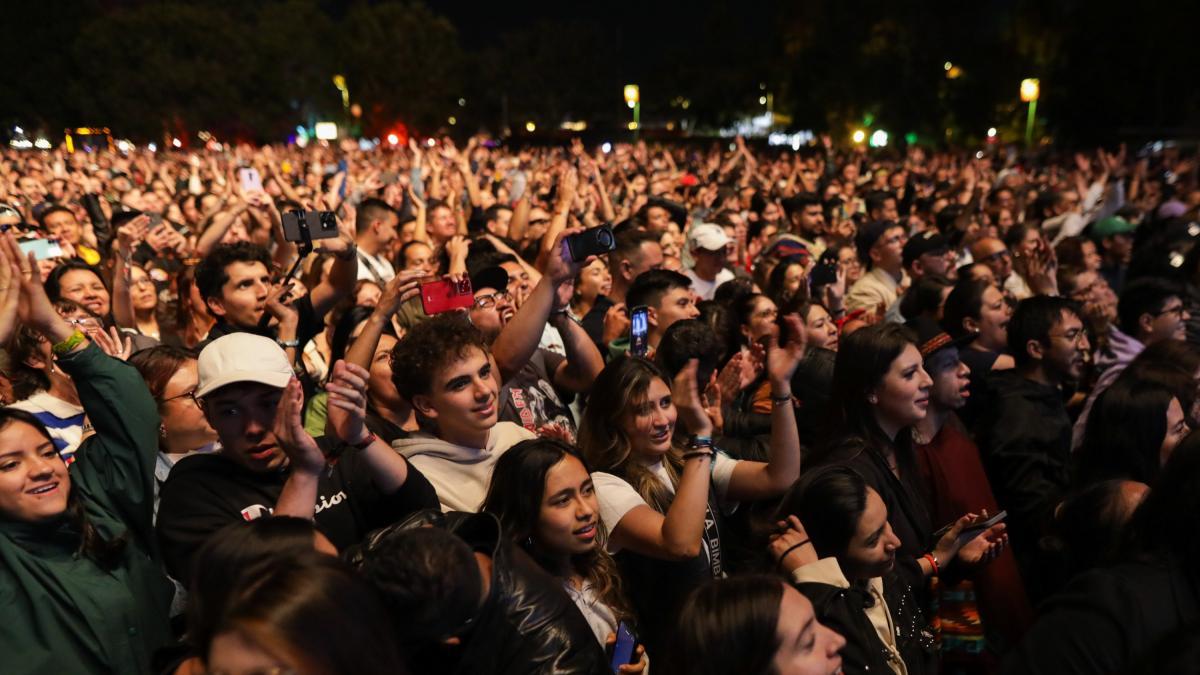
[
  {"xmin": 608, "ymin": 622, "xmax": 637, "ymax": 673},
  {"xmin": 933, "ymin": 510, "xmax": 1007, "ymax": 550},
  {"xmin": 238, "ymin": 168, "xmax": 263, "ymax": 194}
]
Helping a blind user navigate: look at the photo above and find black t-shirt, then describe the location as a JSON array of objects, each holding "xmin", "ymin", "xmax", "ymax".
[
  {"xmin": 199, "ymin": 293, "xmax": 322, "ymax": 352},
  {"xmin": 155, "ymin": 436, "xmax": 439, "ymax": 585},
  {"xmin": 497, "ymin": 348, "xmax": 575, "ymax": 436}
]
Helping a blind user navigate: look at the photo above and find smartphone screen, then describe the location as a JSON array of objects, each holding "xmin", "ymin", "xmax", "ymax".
[
  {"xmin": 610, "ymin": 622, "xmax": 636, "ymax": 672},
  {"xmin": 18, "ymin": 238, "xmax": 63, "ymax": 261},
  {"xmin": 630, "ymin": 306, "xmax": 649, "ymax": 357},
  {"xmin": 420, "ymin": 277, "xmax": 475, "ymax": 315},
  {"xmin": 238, "ymin": 167, "xmax": 263, "ymax": 193}
]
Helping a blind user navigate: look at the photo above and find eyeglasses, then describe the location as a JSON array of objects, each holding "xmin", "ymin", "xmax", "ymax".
[
  {"xmin": 161, "ymin": 388, "xmax": 200, "ymax": 408},
  {"xmin": 1048, "ymin": 328, "xmax": 1088, "ymax": 346},
  {"xmin": 1154, "ymin": 304, "xmax": 1186, "ymax": 319},
  {"xmin": 473, "ymin": 290, "xmax": 512, "ymax": 309},
  {"xmin": 979, "ymin": 249, "xmax": 1012, "ymax": 264},
  {"xmin": 132, "ymin": 278, "xmax": 156, "ymax": 288}
]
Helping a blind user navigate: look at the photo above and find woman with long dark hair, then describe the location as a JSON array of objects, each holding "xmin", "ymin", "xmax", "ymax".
[
  {"xmin": 0, "ymin": 234, "xmax": 173, "ymax": 673},
  {"xmin": 665, "ymin": 574, "xmax": 845, "ymax": 675},
  {"xmin": 1074, "ymin": 376, "xmax": 1189, "ymax": 487},
  {"xmin": 822, "ymin": 322, "xmax": 1006, "ymax": 596},
  {"xmin": 772, "ymin": 466, "xmax": 941, "ymax": 674},
  {"xmin": 482, "ymin": 437, "xmax": 647, "ymax": 671},
  {"xmin": 206, "ymin": 554, "xmax": 405, "ymax": 675}
]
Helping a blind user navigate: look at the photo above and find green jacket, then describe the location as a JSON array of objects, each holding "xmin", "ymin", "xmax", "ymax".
[{"xmin": 0, "ymin": 344, "xmax": 173, "ymax": 674}]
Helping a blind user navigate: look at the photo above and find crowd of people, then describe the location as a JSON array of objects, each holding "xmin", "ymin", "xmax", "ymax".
[{"xmin": 1, "ymin": 131, "xmax": 1199, "ymax": 674}]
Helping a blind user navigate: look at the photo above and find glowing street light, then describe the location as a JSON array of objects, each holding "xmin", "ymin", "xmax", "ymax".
[
  {"xmin": 525, "ymin": 121, "xmax": 536, "ymax": 133},
  {"xmin": 851, "ymin": 129, "xmax": 866, "ymax": 144},
  {"xmin": 987, "ymin": 127, "xmax": 997, "ymax": 138},
  {"xmin": 623, "ymin": 84, "xmax": 640, "ymax": 108},
  {"xmin": 1020, "ymin": 78, "xmax": 1040, "ymax": 102},
  {"xmin": 1020, "ymin": 78, "xmax": 1040, "ymax": 148},
  {"xmin": 624, "ymin": 84, "xmax": 641, "ymax": 141}
]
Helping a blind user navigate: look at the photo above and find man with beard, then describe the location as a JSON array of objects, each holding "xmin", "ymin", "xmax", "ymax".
[{"xmin": 978, "ymin": 296, "xmax": 1090, "ymax": 588}]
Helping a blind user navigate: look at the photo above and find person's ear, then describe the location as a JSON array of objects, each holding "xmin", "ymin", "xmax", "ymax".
[
  {"xmin": 646, "ymin": 306, "xmax": 659, "ymax": 329},
  {"xmin": 1138, "ymin": 311, "xmax": 1155, "ymax": 337},
  {"xmin": 963, "ymin": 316, "xmax": 980, "ymax": 335},
  {"xmin": 869, "ymin": 245, "xmax": 884, "ymax": 266},
  {"xmin": 1026, "ymin": 338, "xmax": 1045, "ymax": 362},
  {"xmin": 411, "ymin": 393, "xmax": 438, "ymax": 420},
  {"xmin": 620, "ymin": 259, "xmax": 635, "ymax": 283},
  {"xmin": 23, "ymin": 351, "xmax": 49, "ymax": 373},
  {"xmin": 206, "ymin": 295, "xmax": 228, "ymax": 318}
]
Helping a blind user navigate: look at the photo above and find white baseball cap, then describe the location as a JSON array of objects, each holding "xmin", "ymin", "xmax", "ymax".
[
  {"xmin": 687, "ymin": 223, "xmax": 733, "ymax": 251},
  {"xmin": 196, "ymin": 333, "xmax": 294, "ymax": 398}
]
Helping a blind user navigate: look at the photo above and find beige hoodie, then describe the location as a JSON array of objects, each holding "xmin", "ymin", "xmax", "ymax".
[{"xmin": 392, "ymin": 421, "xmax": 535, "ymax": 512}]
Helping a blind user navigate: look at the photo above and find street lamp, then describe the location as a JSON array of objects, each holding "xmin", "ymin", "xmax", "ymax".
[
  {"xmin": 1020, "ymin": 78, "xmax": 1040, "ymax": 148},
  {"xmin": 624, "ymin": 84, "xmax": 640, "ymax": 140}
]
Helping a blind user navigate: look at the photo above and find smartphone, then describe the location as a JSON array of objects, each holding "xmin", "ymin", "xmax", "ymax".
[
  {"xmin": 18, "ymin": 238, "xmax": 63, "ymax": 260},
  {"xmin": 147, "ymin": 212, "xmax": 164, "ymax": 228},
  {"xmin": 629, "ymin": 306, "xmax": 649, "ymax": 357},
  {"xmin": 281, "ymin": 210, "xmax": 340, "ymax": 243},
  {"xmin": 420, "ymin": 277, "xmax": 474, "ymax": 315},
  {"xmin": 238, "ymin": 167, "xmax": 263, "ymax": 193},
  {"xmin": 809, "ymin": 255, "xmax": 839, "ymax": 289},
  {"xmin": 565, "ymin": 224, "xmax": 617, "ymax": 262},
  {"xmin": 933, "ymin": 510, "xmax": 1007, "ymax": 550},
  {"xmin": 381, "ymin": 171, "xmax": 399, "ymax": 185},
  {"xmin": 609, "ymin": 622, "xmax": 636, "ymax": 673}
]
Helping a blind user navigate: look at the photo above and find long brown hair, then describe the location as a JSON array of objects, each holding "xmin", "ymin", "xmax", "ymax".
[
  {"xmin": 578, "ymin": 356, "xmax": 685, "ymax": 514},
  {"xmin": 481, "ymin": 437, "xmax": 635, "ymax": 625}
]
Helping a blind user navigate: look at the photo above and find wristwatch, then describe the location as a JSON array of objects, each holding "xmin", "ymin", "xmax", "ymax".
[
  {"xmin": 276, "ymin": 338, "xmax": 300, "ymax": 349},
  {"xmin": 549, "ymin": 308, "xmax": 580, "ymax": 325}
]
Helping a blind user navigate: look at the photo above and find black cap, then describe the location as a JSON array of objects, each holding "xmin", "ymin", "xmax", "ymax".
[
  {"xmin": 902, "ymin": 229, "xmax": 949, "ymax": 268},
  {"xmin": 468, "ymin": 265, "xmax": 509, "ymax": 293},
  {"xmin": 855, "ymin": 219, "xmax": 894, "ymax": 265}
]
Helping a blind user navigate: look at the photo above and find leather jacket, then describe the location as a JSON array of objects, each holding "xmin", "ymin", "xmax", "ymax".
[{"xmin": 346, "ymin": 510, "xmax": 608, "ymax": 675}]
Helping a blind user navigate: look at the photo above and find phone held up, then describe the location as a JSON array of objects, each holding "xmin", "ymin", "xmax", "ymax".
[
  {"xmin": 565, "ymin": 224, "xmax": 616, "ymax": 262},
  {"xmin": 281, "ymin": 210, "xmax": 340, "ymax": 244},
  {"xmin": 629, "ymin": 306, "xmax": 649, "ymax": 358},
  {"xmin": 18, "ymin": 238, "xmax": 63, "ymax": 261},
  {"xmin": 421, "ymin": 277, "xmax": 475, "ymax": 315}
]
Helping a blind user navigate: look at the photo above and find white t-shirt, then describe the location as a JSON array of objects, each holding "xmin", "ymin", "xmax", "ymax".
[
  {"xmin": 592, "ymin": 452, "xmax": 739, "ymax": 553},
  {"xmin": 684, "ymin": 268, "xmax": 736, "ymax": 301},
  {"xmin": 564, "ymin": 582, "xmax": 619, "ymax": 646},
  {"xmin": 356, "ymin": 249, "xmax": 396, "ymax": 284}
]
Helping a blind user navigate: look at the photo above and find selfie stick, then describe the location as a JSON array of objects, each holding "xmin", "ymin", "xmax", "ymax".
[{"xmin": 256, "ymin": 215, "xmax": 313, "ymax": 330}]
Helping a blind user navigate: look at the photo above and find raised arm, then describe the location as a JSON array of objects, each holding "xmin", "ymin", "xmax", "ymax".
[
  {"xmin": 492, "ymin": 229, "xmax": 580, "ymax": 383},
  {"xmin": 727, "ymin": 315, "xmax": 805, "ymax": 501},
  {"xmin": 608, "ymin": 361, "xmax": 715, "ymax": 560}
]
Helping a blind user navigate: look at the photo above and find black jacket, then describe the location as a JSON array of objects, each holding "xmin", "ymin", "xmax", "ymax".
[
  {"xmin": 977, "ymin": 370, "xmax": 1072, "ymax": 577},
  {"xmin": 796, "ymin": 573, "xmax": 936, "ymax": 675},
  {"xmin": 346, "ymin": 510, "xmax": 608, "ymax": 675},
  {"xmin": 824, "ymin": 435, "xmax": 933, "ymax": 596},
  {"xmin": 1001, "ymin": 557, "xmax": 1200, "ymax": 674}
]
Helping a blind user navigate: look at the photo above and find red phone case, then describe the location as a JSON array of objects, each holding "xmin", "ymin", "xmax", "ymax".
[{"xmin": 420, "ymin": 277, "xmax": 474, "ymax": 315}]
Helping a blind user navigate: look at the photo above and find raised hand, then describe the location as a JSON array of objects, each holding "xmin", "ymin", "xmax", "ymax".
[
  {"xmin": 770, "ymin": 514, "xmax": 818, "ymax": 573},
  {"xmin": 765, "ymin": 314, "xmax": 807, "ymax": 387},
  {"xmin": 672, "ymin": 359, "xmax": 713, "ymax": 437},
  {"xmin": 325, "ymin": 360, "xmax": 372, "ymax": 446},
  {"xmin": 0, "ymin": 234, "xmax": 21, "ymax": 345},
  {"xmin": 91, "ymin": 326, "xmax": 133, "ymax": 361},
  {"xmin": 273, "ymin": 378, "xmax": 326, "ymax": 475}
]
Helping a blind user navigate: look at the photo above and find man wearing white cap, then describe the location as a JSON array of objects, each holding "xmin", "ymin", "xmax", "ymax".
[
  {"xmin": 155, "ymin": 333, "xmax": 438, "ymax": 585},
  {"xmin": 683, "ymin": 222, "xmax": 736, "ymax": 300}
]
